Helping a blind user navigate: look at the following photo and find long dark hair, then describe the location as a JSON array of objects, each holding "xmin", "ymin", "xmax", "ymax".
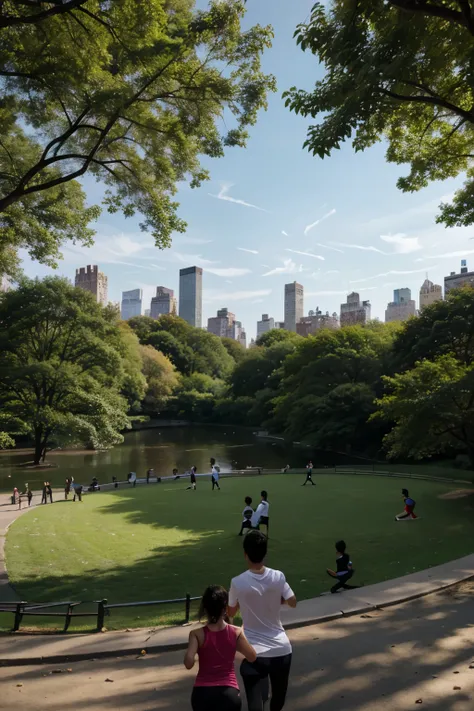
[{"xmin": 199, "ymin": 585, "xmax": 228, "ymax": 624}]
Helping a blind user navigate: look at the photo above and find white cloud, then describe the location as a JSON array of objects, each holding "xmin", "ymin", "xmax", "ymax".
[
  {"xmin": 237, "ymin": 248, "xmax": 259, "ymax": 255},
  {"xmin": 350, "ymin": 267, "xmax": 437, "ymax": 284},
  {"xmin": 282, "ymin": 230, "xmax": 289, "ymax": 237},
  {"xmin": 203, "ymin": 289, "xmax": 272, "ymax": 303},
  {"xmin": 418, "ymin": 249, "xmax": 474, "ymax": 260},
  {"xmin": 380, "ymin": 233, "xmax": 422, "ymax": 254},
  {"xmin": 251, "ymin": 298, "xmax": 264, "ymax": 304},
  {"xmin": 207, "ymin": 267, "xmax": 251, "ymax": 277},
  {"xmin": 304, "ymin": 209, "xmax": 336, "ymax": 236},
  {"xmin": 171, "ymin": 251, "xmax": 219, "ymax": 267},
  {"xmin": 316, "ymin": 243, "xmax": 344, "ymax": 254},
  {"xmin": 336, "ymin": 242, "xmax": 388, "ymax": 254},
  {"xmin": 261, "ymin": 264, "xmax": 271, "ymax": 268},
  {"xmin": 209, "ymin": 183, "xmax": 269, "ymax": 213},
  {"xmin": 285, "ymin": 249, "xmax": 325, "ymax": 261},
  {"xmin": 262, "ymin": 258, "xmax": 304, "ymax": 277},
  {"xmin": 173, "ymin": 236, "xmax": 213, "ymax": 246},
  {"xmin": 325, "ymin": 270, "xmax": 340, "ymax": 274}
]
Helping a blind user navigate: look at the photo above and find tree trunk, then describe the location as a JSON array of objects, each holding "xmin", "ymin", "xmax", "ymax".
[{"xmin": 33, "ymin": 428, "xmax": 43, "ymax": 466}]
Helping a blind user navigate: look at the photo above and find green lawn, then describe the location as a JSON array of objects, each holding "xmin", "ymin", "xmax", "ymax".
[{"xmin": 4, "ymin": 473, "xmax": 474, "ymax": 632}]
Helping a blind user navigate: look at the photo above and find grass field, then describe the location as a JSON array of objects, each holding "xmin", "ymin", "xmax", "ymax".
[{"xmin": 4, "ymin": 472, "xmax": 474, "ymax": 632}]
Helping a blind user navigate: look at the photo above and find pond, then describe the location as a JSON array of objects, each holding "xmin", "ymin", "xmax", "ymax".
[{"xmin": 0, "ymin": 426, "xmax": 356, "ymax": 492}]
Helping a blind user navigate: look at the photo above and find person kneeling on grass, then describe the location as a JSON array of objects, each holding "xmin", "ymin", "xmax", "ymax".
[
  {"xmin": 327, "ymin": 540, "xmax": 358, "ymax": 594},
  {"xmin": 395, "ymin": 488, "xmax": 418, "ymax": 521},
  {"xmin": 238, "ymin": 496, "xmax": 254, "ymax": 536},
  {"xmin": 184, "ymin": 584, "xmax": 256, "ymax": 711}
]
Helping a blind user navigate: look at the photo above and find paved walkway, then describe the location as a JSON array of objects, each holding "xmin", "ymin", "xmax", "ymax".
[
  {"xmin": 1, "ymin": 581, "xmax": 473, "ymax": 710},
  {"xmin": 0, "ymin": 554, "xmax": 473, "ymax": 666}
]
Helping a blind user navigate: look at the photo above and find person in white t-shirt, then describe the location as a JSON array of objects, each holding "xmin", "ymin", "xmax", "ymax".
[
  {"xmin": 251, "ymin": 490, "xmax": 269, "ymax": 537},
  {"xmin": 210, "ymin": 458, "xmax": 221, "ymax": 491},
  {"xmin": 228, "ymin": 530, "xmax": 296, "ymax": 711}
]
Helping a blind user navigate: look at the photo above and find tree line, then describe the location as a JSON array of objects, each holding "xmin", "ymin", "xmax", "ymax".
[{"xmin": 1, "ymin": 277, "xmax": 474, "ymax": 469}]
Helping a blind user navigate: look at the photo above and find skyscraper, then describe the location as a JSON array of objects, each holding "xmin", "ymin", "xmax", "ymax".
[
  {"xmin": 179, "ymin": 266, "xmax": 203, "ymax": 327},
  {"xmin": 207, "ymin": 308, "xmax": 235, "ymax": 337},
  {"xmin": 75, "ymin": 265, "xmax": 108, "ymax": 305},
  {"xmin": 257, "ymin": 314, "xmax": 275, "ymax": 340},
  {"xmin": 284, "ymin": 282, "xmax": 304, "ymax": 332},
  {"xmin": 385, "ymin": 288, "xmax": 416, "ymax": 322},
  {"xmin": 296, "ymin": 308, "xmax": 339, "ymax": 337},
  {"xmin": 150, "ymin": 287, "xmax": 177, "ymax": 319},
  {"xmin": 340, "ymin": 292, "xmax": 371, "ymax": 326},
  {"xmin": 419, "ymin": 278, "xmax": 443, "ymax": 310},
  {"xmin": 121, "ymin": 289, "xmax": 142, "ymax": 320}
]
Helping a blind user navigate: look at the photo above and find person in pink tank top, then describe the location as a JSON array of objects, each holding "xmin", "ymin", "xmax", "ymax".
[{"xmin": 184, "ymin": 584, "xmax": 256, "ymax": 710}]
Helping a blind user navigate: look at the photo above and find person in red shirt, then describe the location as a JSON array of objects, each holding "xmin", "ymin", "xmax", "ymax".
[
  {"xmin": 396, "ymin": 488, "xmax": 418, "ymax": 520},
  {"xmin": 184, "ymin": 585, "xmax": 256, "ymax": 711}
]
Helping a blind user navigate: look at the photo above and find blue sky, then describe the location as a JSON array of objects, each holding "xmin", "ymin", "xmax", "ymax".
[{"xmin": 21, "ymin": 0, "xmax": 474, "ymax": 339}]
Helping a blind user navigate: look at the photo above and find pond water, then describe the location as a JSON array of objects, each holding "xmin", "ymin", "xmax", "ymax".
[{"xmin": 0, "ymin": 426, "xmax": 356, "ymax": 492}]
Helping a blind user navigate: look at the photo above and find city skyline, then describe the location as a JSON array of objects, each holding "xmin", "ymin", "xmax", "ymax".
[{"xmin": 15, "ymin": 0, "xmax": 474, "ymax": 339}]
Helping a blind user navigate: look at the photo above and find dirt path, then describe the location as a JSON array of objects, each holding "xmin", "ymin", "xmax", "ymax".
[{"xmin": 2, "ymin": 581, "xmax": 473, "ymax": 711}]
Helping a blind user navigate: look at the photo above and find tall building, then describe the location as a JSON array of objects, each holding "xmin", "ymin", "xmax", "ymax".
[
  {"xmin": 150, "ymin": 286, "xmax": 177, "ymax": 319},
  {"xmin": 239, "ymin": 327, "xmax": 247, "ymax": 349},
  {"xmin": 144, "ymin": 309, "xmax": 151, "ymax": 317},
  {"xmin": 75, "ymin": 265, "xmax": 108, "ymax": 305},
  {"xmin": 257, "ymin": 314, "xmax": 275, "ymax": 340},
  {"xmin": 340, "ymin": 292, "xmax": 371, "ymax": 326},
  {"xmin": 284, "ymin": 282, "xmax": 304, "ymax": 332},
  {"xmin": 385, "ymin": 287, "xmax": 416, "ymax": 322},
  {"xmin": 121, "ymin": 288, "xmax": 142, "ymax": 320},
  {"xmin": 275, "ymin": 321, "xmax": 285, "ymax": 329},
  {"xmin": 296, "ymin": 308, "xmax": 339, "ymax": 337},
  {"xmin": 179, "ymin": 266, "xmax": 203, "ymax": 328},
  {"xmin": 207, "ymin": 308, "xmax": 235, "ymax": 338},
  {"xmin": 419, "ymin": 278, "xmax": 443, "ymax": 310},
  {"xmin": 444, "ymin": 260, "xmax": 474, "ymax": 295},
  {"xmin": 0, "ymin": 275, "xmax": 11, "ymax": 292}
]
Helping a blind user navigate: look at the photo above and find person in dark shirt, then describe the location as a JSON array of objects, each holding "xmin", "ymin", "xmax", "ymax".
[
  {"xmin": 396, "ymin": 488, "xmax": 418, "ymax": 520},
  {"xmin": 238, "ymin": 496, "xmax": 254, "ymax": 536},
  {"xmin": 186, "ymin": 465, "xmax": 197, "ymax": 491},
  {"xmin": 326, "ymin": 540, "xmax": 358, "ymax": 594},
  {"xmin": 302, "ymin": 461, "xmax": 315, "ymax": 486}
]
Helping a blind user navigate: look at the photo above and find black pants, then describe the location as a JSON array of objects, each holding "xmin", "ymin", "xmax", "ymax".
[
  {"xmin": 191, "ymin": 686, "xmax": 241, "ymax": 711},
  {"xmin": 302, "ymin": 473, "xmax": 315, "ymax": 486},
  {"xmin": 241, "ymin": 654, "xmax": 292, "ymax": 711},
  {"xmin": 328, "ymin": 570, "xmax": 358, "ymax": 593},
  {"xmin": 212, "ymin": 476, "xmax": 220, "ymax": 490}
]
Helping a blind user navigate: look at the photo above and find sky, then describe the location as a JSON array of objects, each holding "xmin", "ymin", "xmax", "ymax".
[{"xmin": 19, "ymin": 0, "xmax": 474, "ymax": 340}]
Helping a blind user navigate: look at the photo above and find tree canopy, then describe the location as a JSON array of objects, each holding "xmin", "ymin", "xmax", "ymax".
[
  {"xmin": 0, "ymin": 0, "xmax": 274, "ymax": 276},
  {"xmin": 0, "ymin": 277, "xmax": 137, "ymax": 463},
  {"xmin": 284, "ymin": 0, "xmax": 474, "ymax": 227}
]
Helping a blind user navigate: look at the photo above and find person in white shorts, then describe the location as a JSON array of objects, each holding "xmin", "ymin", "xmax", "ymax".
[{"xmin": 228, "ymin": 530, "xmax": 296, "ymax": 711}]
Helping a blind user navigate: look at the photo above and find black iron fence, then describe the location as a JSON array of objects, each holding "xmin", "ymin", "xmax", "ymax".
[{"xmin": 0, "ymin": 593, "xmax": 200, "ymax": 633}]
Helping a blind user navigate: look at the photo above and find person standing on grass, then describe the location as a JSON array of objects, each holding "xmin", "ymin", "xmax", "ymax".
[
  {"xmin": 46, "ymin": 482, "xmax": 53, "ymax": 503},
  {"xmin": 187, "ymin": 465, "xmax": 197, "ymax": 490},
  {"xmin": 302, "ymin": 461, "xmax": 315, "ymax": 486},
  {"xmin": 326, "ymin": 540, "xmax": 358, "ymax": 594},
  {"xmin": 211, "ymin": 460, "xmax": 221, "ymax": 490},
  {"xmin": 184, "ymin": 584, "xmax": 256, "ymax": 711},
  {"xmin": 238, "ymin": 496, "xmax": 254, "ymax": 536},
  {"xmin": 228, "ymin": 531, "xmax": 297, "ymax": 711},
  {"xmin": 251, "ymin": 491, "xmax": 269, "ymax": 538}
]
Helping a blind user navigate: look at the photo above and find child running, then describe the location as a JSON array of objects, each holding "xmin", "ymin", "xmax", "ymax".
[
  {"xmin": 326, "ymin": 540, "xmax": 358, "ymax": 594},
  {"xmin": 184, "ymin": 584, "xmax": 256, "ymax": 711},
  {"xmin": 396, "ymin": 488, "xmax": 418, "ymax": 521},
  {"xmin": 251, "ymin": 491, "xmax": 269, "ymax": 538},
  {"xmin": 238, "ymin": 496, "xmax": 254, "ymax": 536},
  {"xmin": 302, "ymin": 461, "xmax": 315, "ymax": 486}
]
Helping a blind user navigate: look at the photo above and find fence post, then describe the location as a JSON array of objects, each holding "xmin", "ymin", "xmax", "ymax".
[
  {"xmin": 185, "ymin": 593, "xmax": 191, "ymax": 623},
  {"xmin": 97, "ymin": 599, "xmax": 107, "ymax": 631},
  {"xmin": 13, "ymin": 603, "xmax": 23, "ymax": 632},
  {"xmin": 64, "ymin": 603, "xmax": 74, "ymax": 633}
]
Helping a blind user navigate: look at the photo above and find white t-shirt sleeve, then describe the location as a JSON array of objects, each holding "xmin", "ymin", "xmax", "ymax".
[
  {"xmin": 251, "ymin": 502, "xmax": 263, "ymax": 528},
  {"xmin": 281, "ymin": 574, "xmax": 294, "ymax": 600},
  {"xmin": 228, "ymin": 579, "xmax": 238, "ymax": 607}
]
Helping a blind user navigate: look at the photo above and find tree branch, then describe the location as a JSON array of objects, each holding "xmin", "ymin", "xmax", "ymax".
[
  {"xmin": 388, "ymin": 0, "xmax": 473, "ymax": 33},
  {"xmin": 381, "ymin": 87, "xmax": 474, "ymax": 124},
  {"xmin": 0, "ymin": 0, "xmax": 89, "ymax": 29}
]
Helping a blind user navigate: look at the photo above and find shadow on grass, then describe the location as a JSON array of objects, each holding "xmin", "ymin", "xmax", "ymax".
[
  {"xmin": 4, "ymin": 475, "xmax": 474, "ymax": 632},
  {"xmin": 1, "ymin": 585, "xmax": 474, "ymax": 711}
]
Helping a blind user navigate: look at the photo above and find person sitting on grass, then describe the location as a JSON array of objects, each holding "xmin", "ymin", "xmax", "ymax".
[
  {"xmin": 251, "ymin": 491, "xmax": 269, "ymax": 538},
  {"xmin": 184, "ymin": 584, "xmax": 256, "ymax": 711},
  {"xmin": 395, "ymin": 488, "xmax": 418, "ymax": 521},
  {"xmin": 326, "ymin": 540, "xmax": 358, "ymax": 594},
  {"xmin": 238, "ymin": 496, "xmax": 254, "ymax": 536}
]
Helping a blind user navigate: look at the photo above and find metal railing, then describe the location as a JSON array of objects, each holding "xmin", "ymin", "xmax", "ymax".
[{"xmin": 0, "ymin": 593, "xmax": 200, "ymax": 633}]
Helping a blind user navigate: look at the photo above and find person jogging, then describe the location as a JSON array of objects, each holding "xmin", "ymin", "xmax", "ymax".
[
  {"xmin": 184, "ymin": 584, "xmax": 256, "ymax": 711},
  {"xmin": 228, "ymin": 531, "xmax": 297, "ymax": 711},
  {"xmin": 396, "ymin": 488, "xmax": 418, "ymax": 520},
  {"xmin": 302, "ymin": 461, "xmax": 315, "ymax": 486}
]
